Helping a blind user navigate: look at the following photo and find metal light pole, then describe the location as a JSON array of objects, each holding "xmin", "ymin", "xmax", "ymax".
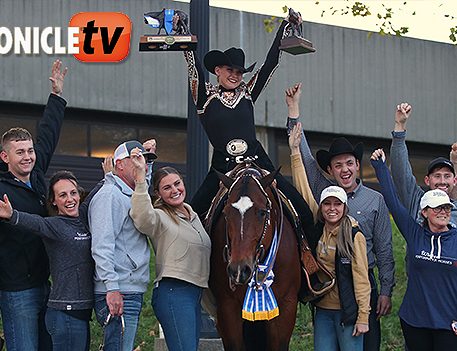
[
  {"xmin": 186, "ymin": 0, "xmax": 209, "ymax": 200},
  {"xmin": 187, "ymin": 0, "xmax": 220, "ymax": 341}
]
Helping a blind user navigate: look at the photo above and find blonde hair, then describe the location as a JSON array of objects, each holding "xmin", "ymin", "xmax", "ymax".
[{"xmin": 317, "ymin": 204, "xmax": 355, "ymax": 259}]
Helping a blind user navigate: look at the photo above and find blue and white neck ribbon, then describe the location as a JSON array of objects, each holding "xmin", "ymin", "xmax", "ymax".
[{"xmin": 242, "ymin": 231, "xmax": 279, "ymax": 321}]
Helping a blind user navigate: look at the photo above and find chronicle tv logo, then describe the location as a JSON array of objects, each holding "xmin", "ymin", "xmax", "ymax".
[{"xmin": 0, "ymin": 12, "xmax": 131, "ymax": 62}]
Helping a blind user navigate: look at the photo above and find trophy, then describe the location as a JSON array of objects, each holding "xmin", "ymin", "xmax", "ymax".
[
  {"xmin": 279, "ymin": 8, "xmax": 315, "ymax": 55},
  {"xmin": 139, "ymin": 9, "xmax": 197, "ymax": 52}
]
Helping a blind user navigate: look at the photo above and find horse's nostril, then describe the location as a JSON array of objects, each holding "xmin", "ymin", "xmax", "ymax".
[
  {"xmin": 240, "ymin": 265, "xmax": 252, "ymax": 283},
  {"xmin": 227, "ymin": 263, "xmax": 253, "ymax": 285}
]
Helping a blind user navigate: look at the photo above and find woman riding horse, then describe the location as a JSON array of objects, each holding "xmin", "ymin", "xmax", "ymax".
[{"xmin": 183, "ymin": 11, "xmax": 316, "ymax": 241}]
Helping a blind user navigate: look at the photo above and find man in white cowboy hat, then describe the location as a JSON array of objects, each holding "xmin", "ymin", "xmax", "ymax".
[
  {"xmin": 285, "ymin": 83, "xmax": 395, "ymax": 351},
  {"xmin": 390, "ymin": 102, "xmax": 457, "ymax": 227}
]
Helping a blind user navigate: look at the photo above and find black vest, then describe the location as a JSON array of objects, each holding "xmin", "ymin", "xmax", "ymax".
[{"xmin": 315, "ymin": 222, "xmax": 360, "ymax": 326}]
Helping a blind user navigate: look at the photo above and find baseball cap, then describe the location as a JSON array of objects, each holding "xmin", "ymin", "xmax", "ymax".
[
  {"xmin": 113, "ymin": 141, "xmax": 157, "ymax": 163},
  {"xmin": 319, "ymin": 186, "xmax": 348, "ymax": 205},
  {"xmin": 420, "ymin": 189, "xmax": 455, "ymax": 210},
  {"xmin": 427, "ymin": 157, "xmax": 455, "ymax": 176}
]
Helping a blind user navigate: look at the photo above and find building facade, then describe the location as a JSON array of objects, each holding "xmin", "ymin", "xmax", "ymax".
[{"xmin": 1, "ymin": 0, "xmax": 455, "ymax": 191}]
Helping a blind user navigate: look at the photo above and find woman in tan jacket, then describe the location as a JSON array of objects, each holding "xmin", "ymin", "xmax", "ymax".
[
  {"xmin": 289, "ymin": 122, "xmax": 371, "ymax": 351},
  {"xmin": 128, "ymin": 147, "xmax": 211, "ymax": 351}
]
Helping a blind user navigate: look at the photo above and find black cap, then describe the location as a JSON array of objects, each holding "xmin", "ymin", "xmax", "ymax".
[{"xmin": 427, "ymin": 157, "xmax": 455, "ymax": 175}]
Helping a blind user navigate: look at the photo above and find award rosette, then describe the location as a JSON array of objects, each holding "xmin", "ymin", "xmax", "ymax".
[{"xmin": 139, "ymin": 9, "xmax": 198, "ymax": 52}]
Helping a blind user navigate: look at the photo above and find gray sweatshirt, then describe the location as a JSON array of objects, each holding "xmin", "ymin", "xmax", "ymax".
[
  {"xmin": 89, "ymin": 172, "xmax": 150, "ymax": 294},
  {"xmin": 8, "ymin": 210, "xmax": 94, "ymax": 311}
]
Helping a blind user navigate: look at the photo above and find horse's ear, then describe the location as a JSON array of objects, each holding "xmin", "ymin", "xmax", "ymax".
[
  {"xmin": 215, "ymin": 169, "xmax": 234, "ymax": 189},
  {"xmin": 260, "ymin": 167, "xmax": 281, "ymax": 190}
]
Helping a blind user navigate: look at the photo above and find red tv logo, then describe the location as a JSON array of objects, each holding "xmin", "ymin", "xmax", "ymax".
[{"xmin": 69, "ymin": 12, "xmax": 131, "ymax": 62}]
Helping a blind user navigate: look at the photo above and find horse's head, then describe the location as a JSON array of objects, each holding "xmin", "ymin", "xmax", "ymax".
[{"xmin": 217, "ymin": 166, "xmax": 280, "ymax": 285}]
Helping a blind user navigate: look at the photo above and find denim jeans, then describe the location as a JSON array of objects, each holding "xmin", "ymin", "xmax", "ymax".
[
  {"xmin": 314, "ymin": 307, "xmax": 364, "ymax": 351},
  {"xmin": 152, "ymin": 278, "xmax": 203, "ymax": 351},
  {"xmin": 94, "ymin": 293, "xmax": 143, "ymax": 351},
  {"xmin": 0, "ymin": 281, "xmax": 52, "ymax": 351},
  {"xmin": 45, "ymin": 308, "xmax": 90, "ymax": 351}
]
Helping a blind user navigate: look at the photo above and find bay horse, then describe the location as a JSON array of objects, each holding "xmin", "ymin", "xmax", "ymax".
[{"xmin": 208, "ymin": 163, "xmax": 301, "ymax": 351}]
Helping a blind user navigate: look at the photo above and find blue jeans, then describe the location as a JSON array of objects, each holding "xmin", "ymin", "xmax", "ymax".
[
  {"xmin": 94, "ymin": 293, "xmax": 143, "ymax": 351},
  {"xmin": 152, "ymin": 278, "xmax": 202, "ymax": 351},
  {"xmin": 314, "ymin": 307, "xmax": 364, "ymax": 351},
  {"xmin": 45, "ymin": 308, "xmax": 90, "ymax": 351},
  {"xmin": 0, "ymin": 281, "xmax": 52, "ymax": 351}
]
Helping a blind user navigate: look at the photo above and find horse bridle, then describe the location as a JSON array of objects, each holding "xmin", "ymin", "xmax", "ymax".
[{"xmin": 223, "ymin": 170, "xmax": 281, "ymax": 290}]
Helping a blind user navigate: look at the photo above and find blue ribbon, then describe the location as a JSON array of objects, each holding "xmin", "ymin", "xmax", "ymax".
[{"xmin": 242, "ymin": 231, "xmax": 279, "ymax": 321}]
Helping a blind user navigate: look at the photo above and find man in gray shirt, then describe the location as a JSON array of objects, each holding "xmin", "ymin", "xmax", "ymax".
[
  {"xmin": 286, "ymin": 83, "xmax": 395, "ymax": 351},
  {"xmin": 89, "ymin": 140, "xmax": 156, "ymax": 351}
]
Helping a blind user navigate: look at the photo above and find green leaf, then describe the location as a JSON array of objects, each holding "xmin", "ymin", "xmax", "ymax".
[{"xmin": 367, "ymin": 32, "xmax": 373, "ymax": 39}]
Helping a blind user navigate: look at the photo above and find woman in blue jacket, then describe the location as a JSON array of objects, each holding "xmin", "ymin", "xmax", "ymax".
[
  {"xmin": 0, "ymin": 171, "xmax": 94, "ymax": 351},
  {"xmin": 371, "ymin": 149, "xmax": 457, "ymax": 351}
]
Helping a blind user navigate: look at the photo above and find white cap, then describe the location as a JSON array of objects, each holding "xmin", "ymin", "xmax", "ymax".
[
  {"xmin": 113, "ymin": 141, "xmax": 157, "ymax": 163},
  {"xmin": 420, "ymin": 189, "xmax": 455, "ymax": 210},
  {"xmin": 319, "ymin": 186, "xmax": 347, "ymax": 205}
]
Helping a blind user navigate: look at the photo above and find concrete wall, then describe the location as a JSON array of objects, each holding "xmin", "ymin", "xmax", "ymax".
[{"xmin": 1, "ymin": 0, "xmax": 456, "ymax": 145}]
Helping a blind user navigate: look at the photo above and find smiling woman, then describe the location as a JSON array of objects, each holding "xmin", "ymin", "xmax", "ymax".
[
  {"xmin": 129, "ymin": 149, "xmax": 211, "ymax": 351},
  {"xmin": 0, "ymin": 170, "xmax": 96, "ymax": 351},
  {"xmin": 371, "ymin": 148, "xmax": 457, "ymax": 351},
  {"xmin": 289, "ymin": 123, "xmax": 371, "ymax": 351},
  {"xmin": 49, "ymin": 177, "xmax": 81, "ymax": 217}
]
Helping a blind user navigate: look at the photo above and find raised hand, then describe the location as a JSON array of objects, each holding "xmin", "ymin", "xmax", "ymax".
[
  {"xmin": 102, "ymin": 155, "xmax": 114, "ymax": 175},
  {"xmin": 285, "ymin": 83, "xmax": 302, "ymax": 107},
  {"xmin": 370, "ymin": 148, "xmax": 386, "ymax": 163},
  {"xmin": 285, "ymin": 83, "xmax": 302, "ymax": 118},
  {"xmin": 394, "ymin": 102, "xmax": 411, "ymax": 132},
  {"xmin": 142, "ymin": 139, "xmax": 157, "ymax": 154},
  {"xmin": 0, "ymin": 194, "xmax": 13, "ymax": 220},
  {"xmin": 289, "ymin": 122, "xmax": 302, "ymax": 155},
  {"xmin": 49, "ymin": 60, "xmax": 68, "ymax": 96}
]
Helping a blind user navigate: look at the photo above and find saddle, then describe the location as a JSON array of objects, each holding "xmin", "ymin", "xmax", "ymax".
[{"xmin": 205, "ymin": 162, "xmax": 335, "ymax": 304}]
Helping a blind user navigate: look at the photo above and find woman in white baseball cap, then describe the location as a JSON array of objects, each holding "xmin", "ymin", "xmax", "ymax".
[
  {"xmin": 289, "ymin": 124, "xmax": 371, "ymax": 351},
  {"xmin": 371, "ymin": 148, "xmax": 457, "ymax": 351}
]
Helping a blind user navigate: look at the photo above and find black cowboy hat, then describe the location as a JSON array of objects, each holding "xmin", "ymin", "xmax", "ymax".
[
  {"xmin": 204, "ymin": 47, "xmax": 256, "ymax": 75},
  {"xmin": 316, "ymin": 137, "xmax": 364, "ymax": 174}
]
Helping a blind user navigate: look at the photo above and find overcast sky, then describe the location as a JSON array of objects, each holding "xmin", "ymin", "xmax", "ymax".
[{"xmin": 177, "ymin": 0, "xmax": 457, "ymax": 44}]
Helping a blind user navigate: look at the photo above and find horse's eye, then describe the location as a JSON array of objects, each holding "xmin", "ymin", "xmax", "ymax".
[{"xmin": 258, "ymin": 210, "xmax": 267, "ymax": 219}]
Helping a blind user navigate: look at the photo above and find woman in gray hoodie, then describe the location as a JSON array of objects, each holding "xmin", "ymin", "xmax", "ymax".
[{"xmin": 0, "ymin": 171, "xmax": 94, "ymax": 351}]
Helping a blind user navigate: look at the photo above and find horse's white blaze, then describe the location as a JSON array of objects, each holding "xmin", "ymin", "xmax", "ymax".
[{"xmin": 231, "ymin": 196, "xmax": 254, "ymax": 240}]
